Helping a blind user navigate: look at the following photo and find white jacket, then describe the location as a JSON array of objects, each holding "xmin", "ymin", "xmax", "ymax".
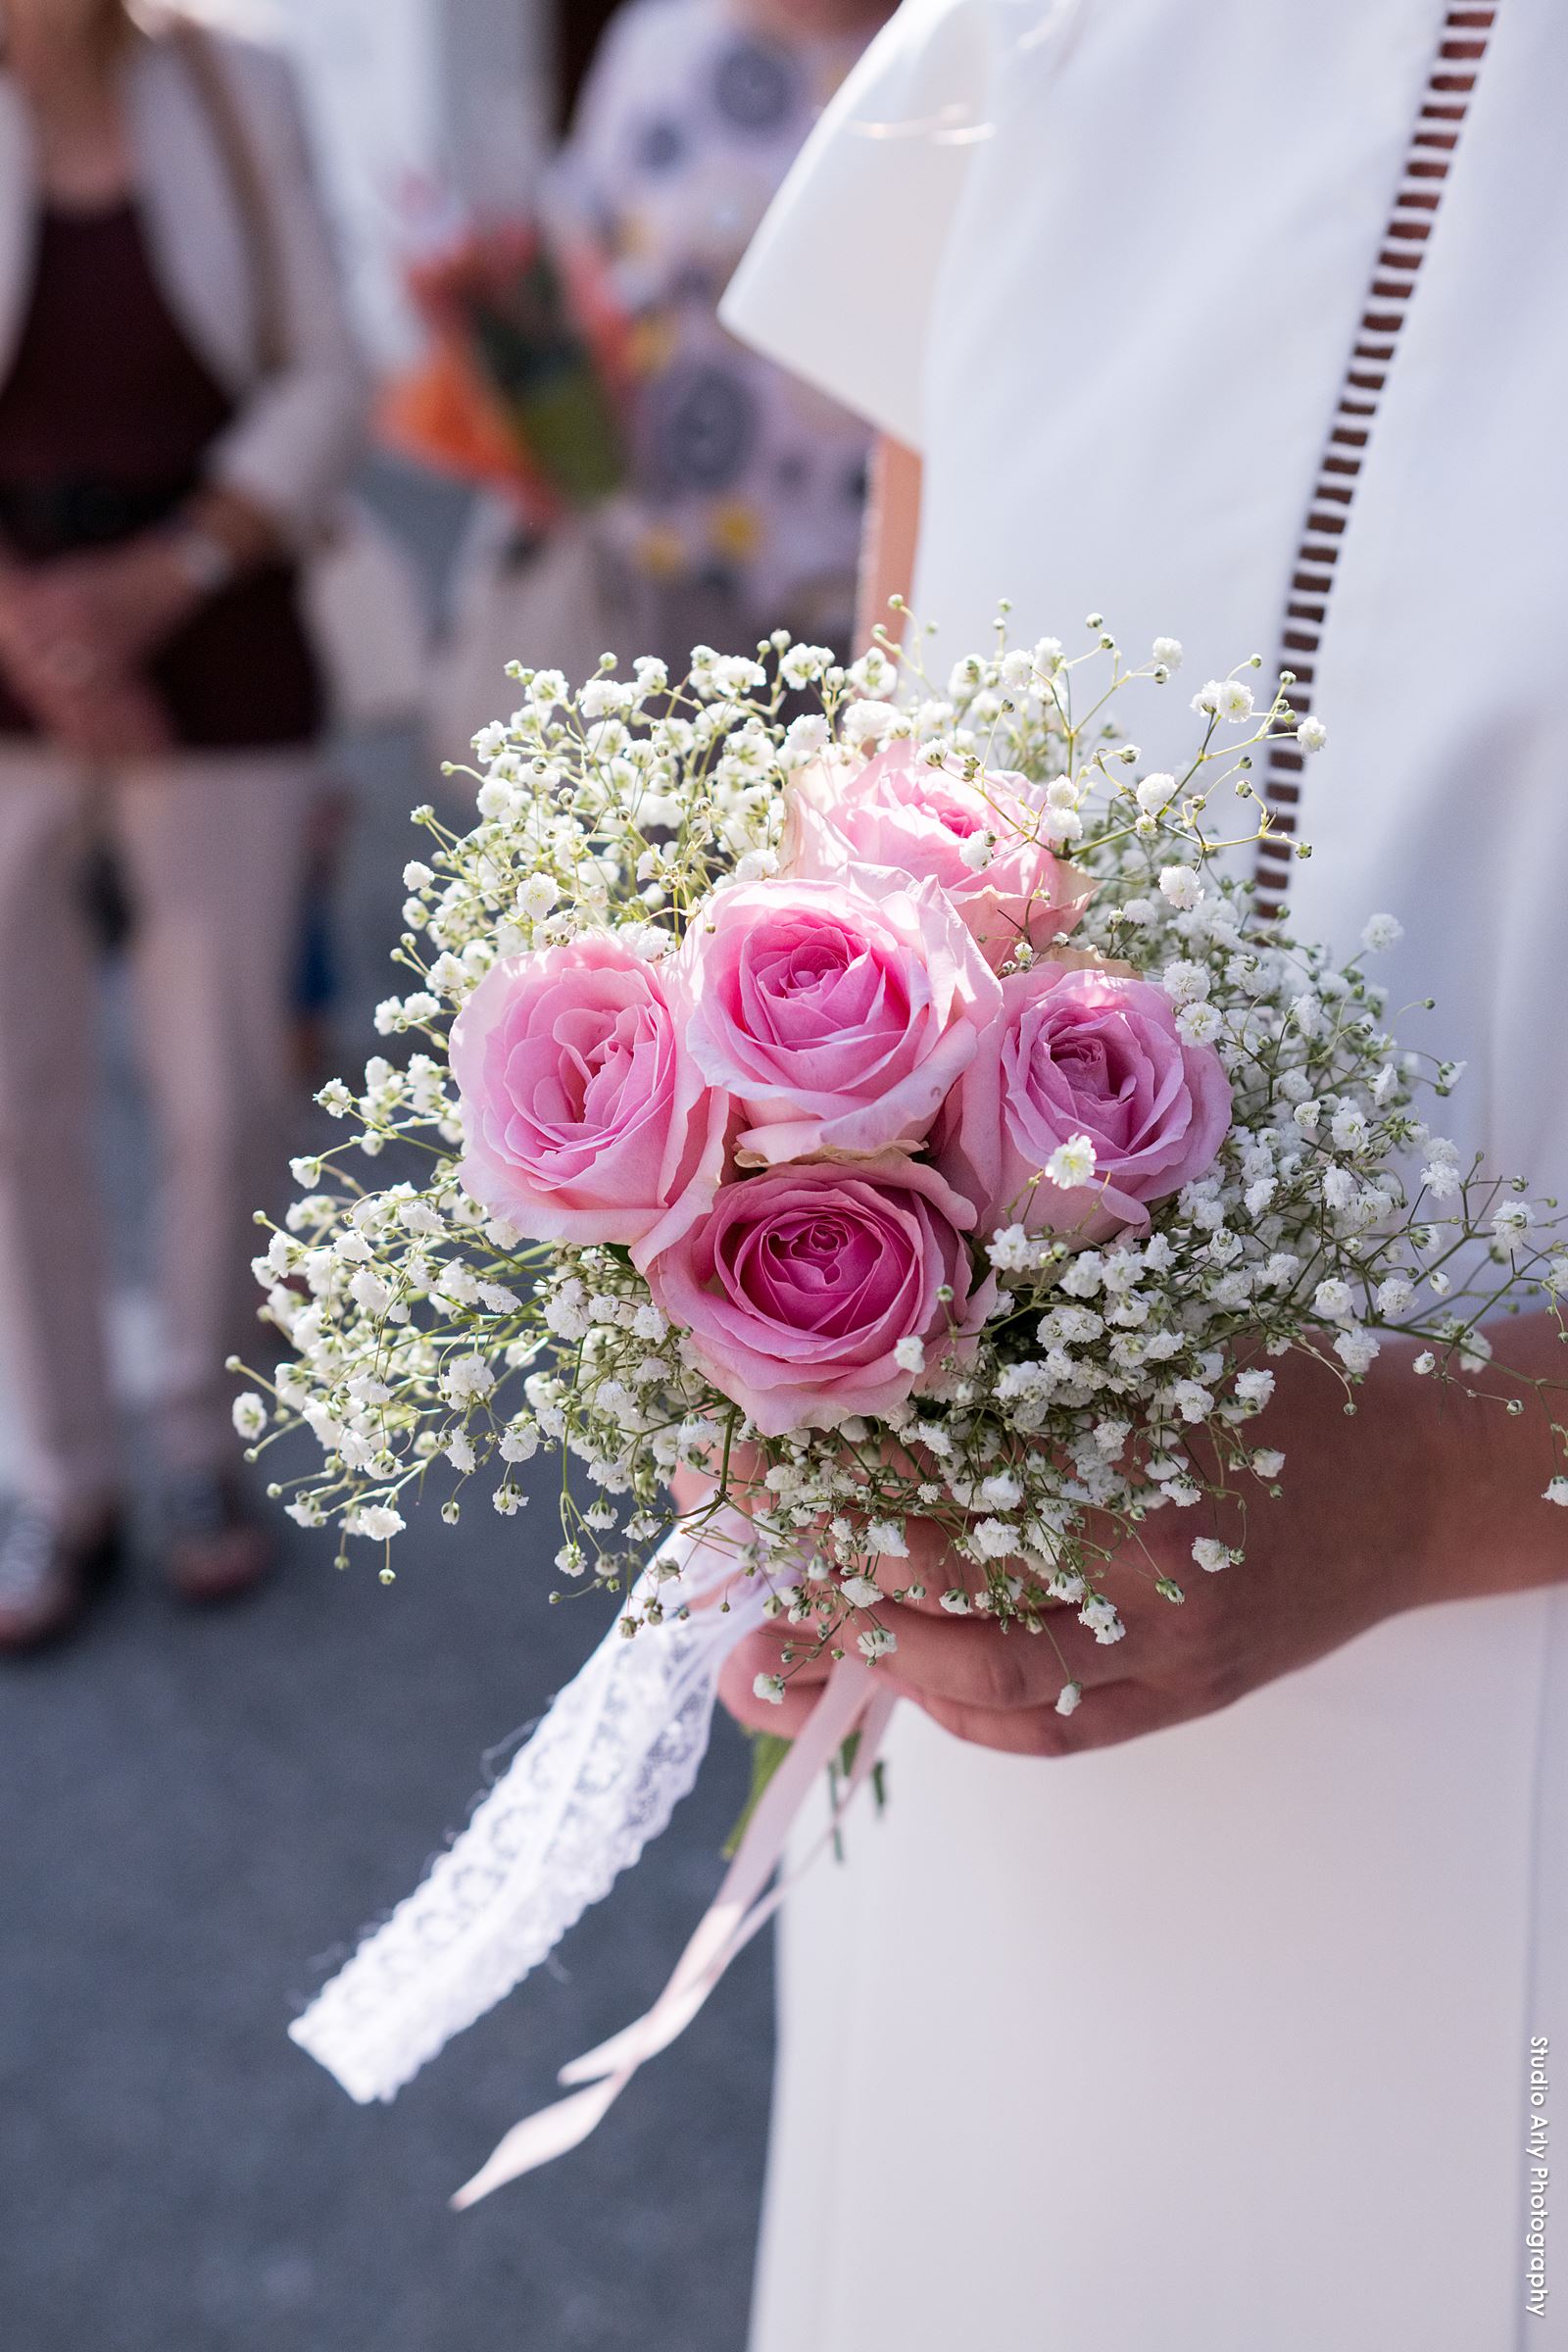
[{"xmin": 0, "ymin": 22, "xmax": 369, "ymax": 544}]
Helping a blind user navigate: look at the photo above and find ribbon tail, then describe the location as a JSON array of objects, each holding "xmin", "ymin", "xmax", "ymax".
[
  {"xmin": 559, "ymin": 1678, "xmax": 896, "ymax": 2089},
  {"xmin": 451, "ymin": 2070, "xmax": 632, "ymax": 2210},
  {"xmin": 451, "ymin": 1667, "xmax": 897, "ymax": 2202}
]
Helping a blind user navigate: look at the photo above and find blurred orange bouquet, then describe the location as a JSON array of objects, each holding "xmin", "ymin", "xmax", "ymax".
[{"xmin": 381, "ymin": 220, "xmax": 631, "ymax": 526}]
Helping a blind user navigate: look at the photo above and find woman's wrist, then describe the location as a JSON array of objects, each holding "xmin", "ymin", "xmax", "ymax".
[
  {"xmin": 159, "ymin": 518, "xmax": 240, "ymax": 602},
  {"xmin": 1360, "ymin": 1322, "xmax": 1567, "ymax": 1613}
]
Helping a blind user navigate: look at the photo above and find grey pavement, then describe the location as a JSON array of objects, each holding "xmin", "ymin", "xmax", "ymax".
[{"xmin": 0, "ymin": 471, "xmax": 770, "ymax": 2352}]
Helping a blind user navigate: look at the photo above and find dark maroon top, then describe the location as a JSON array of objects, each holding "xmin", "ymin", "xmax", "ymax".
[{"xmin": 0, "ymin": 202, "xmax": 323, "ymax": 747}]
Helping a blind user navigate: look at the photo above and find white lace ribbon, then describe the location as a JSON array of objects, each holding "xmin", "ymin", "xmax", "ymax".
[{"xmin": 288, "ymin": 1519, "xmax": 775, "ymax": 2106}]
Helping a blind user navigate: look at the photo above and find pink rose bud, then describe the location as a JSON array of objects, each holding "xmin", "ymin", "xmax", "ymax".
[
  {"xmin": 450, "ymin": 935, "xmax": 729, "ymax": 1263},
  {"xmin": 679, "ymin": 865, "xmax": 1002, "ymax": 1166},
  {"xmin": 645, "ymin": 1156, "xmax": 991, "ymax": 1436},
  {"xmin": 783, "ymin": 739, "xmax": 1094, "ymax": 967},
  {"xmin": 936, "ymin": 964, "xmax": 1232, "ymax": 1244}
]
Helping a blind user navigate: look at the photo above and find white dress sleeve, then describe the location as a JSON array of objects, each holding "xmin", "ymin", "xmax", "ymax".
[{"xmin": 719, "ymin": 0, "xmax": 992, "ymax": 451}]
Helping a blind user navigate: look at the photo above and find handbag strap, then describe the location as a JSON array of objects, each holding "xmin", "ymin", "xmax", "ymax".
[
  {"xmin": 1254, "ymin": 3, "xmax": 1498, "ymax": 912},
  {"xmin": 166, "ymin": 15, "xmax": 290, "ymax": 380}
]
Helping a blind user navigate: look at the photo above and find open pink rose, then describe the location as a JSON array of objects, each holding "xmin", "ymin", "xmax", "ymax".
[
  {"xmin": 679, "ymin": 865, "xmax": 1001, "ymax": 1166},
  {"xmin": 451, "ymin": 935, "xmax": 728, "ymax": 1263},
  {"xmin": 645, "ymin": 1156, "xmax": 990, "ymax": 1436},
  {"xmin": 784, "ymin": 739, "xmax": 1093, "ymax": 967},
  {"xmin": 936, "ymin": 963, "xmax": 1232, "ymax": 1243}
]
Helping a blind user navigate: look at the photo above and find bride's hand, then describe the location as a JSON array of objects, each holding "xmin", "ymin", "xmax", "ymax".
[{"xmin": 718, "ymin": 1327, "xmax": 1566, "ymax": 1755}]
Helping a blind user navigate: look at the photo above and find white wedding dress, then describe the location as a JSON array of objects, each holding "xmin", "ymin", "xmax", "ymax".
[{"xmin": 721, "ymin": 4, "xmax": 1568, "ymax": 2345}]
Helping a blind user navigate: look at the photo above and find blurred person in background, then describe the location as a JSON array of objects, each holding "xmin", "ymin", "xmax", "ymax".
[
  {"xmin": 559, "ymin": 0, "xmax": 895, "ymax": 670},
  {"xmin": 0, "ymin": 0, "xmax": 367, "ymax": 1653}
]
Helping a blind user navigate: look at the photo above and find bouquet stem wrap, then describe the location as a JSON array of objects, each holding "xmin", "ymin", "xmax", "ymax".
[{"xmin": 288, "ymin": 1519, "xmax": 895, "ymax": 2199}]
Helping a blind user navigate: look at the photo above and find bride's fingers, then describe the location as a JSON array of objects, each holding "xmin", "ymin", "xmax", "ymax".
[
  {"xmin": 877, "ymin": 1606, "xmax": 1114, "ymax": 1714},
  {"xmin": 717, "ymin": 1625, "xmax": 830, "ymax": 1738},
  {"xmin": 919, "ymin": 1679, "xmax": 1176, "ymax": 1757}
]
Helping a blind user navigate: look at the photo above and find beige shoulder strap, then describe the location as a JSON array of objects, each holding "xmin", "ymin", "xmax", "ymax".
[{"xmin": 166, "ymin": 16, "xmax": 290, "ymax": 378}]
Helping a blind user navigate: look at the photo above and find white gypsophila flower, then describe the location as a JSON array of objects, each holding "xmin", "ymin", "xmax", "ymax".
[
  {"xmin": 517, "ymin": 872, "xmax": 560, "ymax": 919},
  {"xmin": 1033, "ymin": 635, "xmax": 1064, "ymax": 672},
  {"xmin": 351, "ymin": 1505, "xmax": 405, "ymax": 1542},
  {"xmin": 350, "ymin": 1268, "xmax": 391, "ymax": 1317},
  {"xmin": 858, "ymin": 1626, "xmax": 899, "ymax": 1662},
  {"xmin": 446, "ymin": 1432, "xmax": 476, "ymax": 1474},
  {"xmin": 1374, "ymin": 1275, "xmax": 1414, "ymax": 1314},
  {"xmin": 1079, "ymin": 1597, "xmax": 1126, "ymax": 1644},
  {"xmin": 1235, "ymin": 1369, "xmax": 1276, "ymax": 1408},
  {"xmin": 1171, "ymin": 1380, "xmax": 1215, "ymax": 1423},
  {"xmin": 841, "ymin": 699, "xmax": 900, "ymax": 748},
  {"xmin": 1334, "ymin": 1326, "xmax": 1381, "ymax": 1374},
  {"xmin": 1544, "ymin": 1479, "xmax": 1568, "ymax": 1508},
  {"xmin": 867, "ymin": 1519, "xmax": 908, "ymax": 1557},
  {"xmin": 1493, "ymin": 1200, "xmax": 1536, "ymax": 1239},
  {"xmin": 1192, "ymin": 1538, "xmax": 1232, "ymax": 1573},
  {"xmin": 1360, "ymin": 912, "xmax": 1404, "ymax": 954},
  {"xmin": 1413, "ymin": 1350, "xmax": 1437, "ymax": 1375},
  {"xmin": 1152, "ymin": 636, "xmax": 1183, "ymax": 671},
  {"xmin": 1159, "ymin": 863, "xmax": 1203, "ymax": 910},
  {"xmin": 1297, "ymin": 716, "xmax": 1328, "ymax": 754},
  {"xmin": 753, "ymin": 1672, "xmax": 786, "ymax": 1706},
  {"xmin": 840, "ymin": 1574, "xmax": 881, "ymax": 1608},
  {"xmin": 1162, "ymin": 959, "xmax": 1210, "ymax": 1006},
  {"xmin": 1055, "ymin": 1680, "xmax": 1083, "ymax": 1717},
  {"xmin": 939, "ymin": 1589, "xmax": 973, "ymax": 1614},
  {"xmin": 893, "ymin": 1336, "xmax": 926, "ymax": 1374},
  {"xmin": 231, "ymin": 1392, "xmax": 268, "ymax": 1441},
  {"xmin": 1045, "ymin": 1134, "xmax": 1098, "ymax": 1189},
  {"xmin": 1135, "ymin": 771, "xmax": 1177, "ymax": 817},
  {"xmin": 972, "ymin": 1518, "xmax": 1020, "ymax": 1558},
  {"xmin": 1313, "ymin": 1278, "xmax": 1354, "ymax": 1321},
  {"xmin": 1176, "ymin": 1002, "xmax": 1222, "ymax": 1046},
  {"xmin": 1422, "ymin": 1159, "xmax": 1461, "ymax": 1200},
  {"xmin": 1193, "ymin": 678, "xmax": 1254, "ymax": 722},
  {"xmin": 957, "ymin": 828, "xmax": 994, "ymax": 871},
  {"xmin": 1252, "ymin": 1447, "xmax": 1286, "ymax": 1479},
  {"xmin": 1322, "ymin": 1164, "xmax": 1359, "ymax": 1212},
  {"xmin": 780, "ymin": 644, "xmax": 831, "ymax": 689}
]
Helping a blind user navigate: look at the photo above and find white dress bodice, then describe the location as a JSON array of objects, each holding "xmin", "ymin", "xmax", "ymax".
[{"xmin": 721, "ymin": 5, "xmax": 1568, "ymax": 2345}]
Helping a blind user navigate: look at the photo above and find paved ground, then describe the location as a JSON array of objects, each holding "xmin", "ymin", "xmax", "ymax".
[{"xmin": 0, "ymin": 469, "xmax": 771, "ymax": 2352}]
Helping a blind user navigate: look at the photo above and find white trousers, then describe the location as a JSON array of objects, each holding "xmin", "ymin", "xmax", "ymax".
[{"xmin": 0, "ymin": 746, "xmax": 313, "ymax": 1509}]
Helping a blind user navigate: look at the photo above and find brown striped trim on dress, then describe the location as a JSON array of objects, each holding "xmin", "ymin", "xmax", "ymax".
[{"xmin": 1254, "ymin": 4, "xmax": 1497, "ymax": 914}]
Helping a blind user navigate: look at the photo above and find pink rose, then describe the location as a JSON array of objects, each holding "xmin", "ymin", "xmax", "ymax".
[
  {"xmin": 784, "ymin": 739, "xmax": 1093, "ymax": 966},
  {"xmin": 936, "ymin": 964, "xmax": 1232, "ymax": 1243},
  {"xmin": 451, "ymin": 935, "xmax": 728, "ymax": 1263},
  {"xmin": 679, "ymin": 865, "xmax": 1001, "ymax": 1166},
  {"xmin": 645, "ymin": 1156, "xmax": 991, "ymax": 1436}
]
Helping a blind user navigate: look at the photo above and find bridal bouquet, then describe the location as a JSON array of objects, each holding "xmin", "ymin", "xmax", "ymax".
[{"xmin": 247, "ymin": 618, "xmax": 1568, "ymax": 2199}]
